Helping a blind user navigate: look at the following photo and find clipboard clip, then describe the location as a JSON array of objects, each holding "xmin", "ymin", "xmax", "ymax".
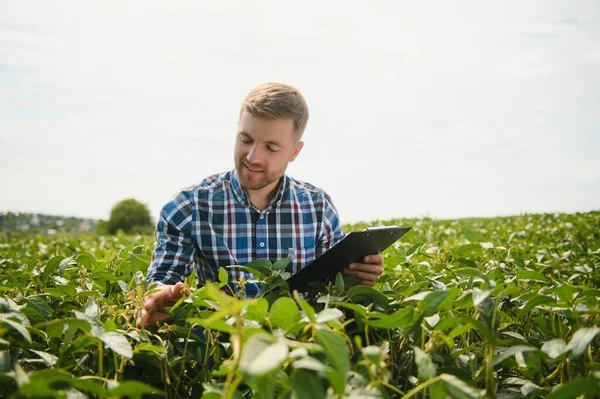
[{"xmin": 363, "ymin": 225, "xmax": 399, "ymax": 231}]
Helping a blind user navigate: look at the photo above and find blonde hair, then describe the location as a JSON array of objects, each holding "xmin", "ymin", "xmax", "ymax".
[{"xmin": 240, "ymin": 82, "xmax": 309, "ymax": 139}]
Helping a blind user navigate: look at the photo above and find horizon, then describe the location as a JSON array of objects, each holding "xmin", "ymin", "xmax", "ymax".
[{"xmin": 2, "ymin": 207, "xmax": 598, "ymax": 226}]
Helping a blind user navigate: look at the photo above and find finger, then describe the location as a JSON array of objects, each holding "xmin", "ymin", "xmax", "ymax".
[
  {"xmin": 144, "ymin": 296, "xmax": 155, "ymax": 311},
  {"xmin": 360, "ymin": 280, "xmax": 375, "ymax": 287},
  {"xmin": 169, "ymin": 282, "xmax": 185, "ymax": 302},
  {"xmin": 145, "ymin": 311, "xmax": 171, "ymax": 326},
  {"xmin": 355, "ymin": 271, "xmax": 380, "ymax": 282},
  {"xmin": 145, "ymin": 283, "xmax": 185, "ymax": 312},
  {"xmin": 349, "ymin": 263, "xmax": 384, "ymax": 276},
  {"xmin": 135, "ymin": 309, "xmax": 145, "ymax": 329},
  {"xmin": 364, "ymin": 253, "xmax": 384, "ymax": 265}
]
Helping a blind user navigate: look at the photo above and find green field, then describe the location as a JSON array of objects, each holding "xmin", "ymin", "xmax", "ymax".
[{"xmin": 1, "ymin": 211, "xmax": 599, "ymax": 398}]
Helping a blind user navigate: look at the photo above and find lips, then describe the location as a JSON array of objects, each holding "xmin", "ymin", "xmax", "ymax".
[{"xmin": 244, "ymin": 163, "xmax": 264, "ymax": 173}]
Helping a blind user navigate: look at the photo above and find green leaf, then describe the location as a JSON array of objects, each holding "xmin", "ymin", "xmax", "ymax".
[
  {"xmin": 554, "ymin": 284, "xmax": 576, "ymax": 303},
  {"xmin": 58, "ymin": 256, "xmax": 75, "ymax": 277},
  {"xmin": 516, "ymin": 270, "xmax": 552, "ymax": 284},
  {"xmin": 293, "ymin": 369, "xmax": 327, "ymax": 399},
  {"xmin": 0, "ymin": 318, "xmax": 32, "ymax": 344},
  {"xmin": 330, "ymin": 302, "xmax": 368, "ymax": 318},
  {"xmin": 0, "ymin": 351, "xmax": 10, "ymax": 373},
  {"xmin": 241, "ymin": 259, "xmax": 275, "ymax": 277},
  {"xmin": 134, "ymin": 343, "xmax": 168, "ymax": 355},
  {"xmin": 41, "ymin": 256, "xmax": 64, "ymax": 284},
  {"xmin": 218, "ymin": 267, "xmax": 229, "ymax": 284},
  {"xmin": 490, "ymin": 345, "xmax": 540, "ymax": 367},
  {"xmin": 518, "ymin": 294, "xmax": 556, "ymax": 316},
  {"xmin": 474, "ymin": 288, "xmax": 495, "ymax": 328},
  {"xmin": 459, "ymin": 315, "xmax": 495, "ymax": 343},
  {"xmin": 228, "ymin": 265, "xmax": 266, "ymax": 280},
  {"xmin": 454, "ymin": 267, "xmax": 489, "ymax": 282},
  {"xmin": 129, "ymin": 252, "xmax": 151, "ymax": 272},
  {"xmin": 414, "ymin": 347, "xmax": 437, "ymax": 380},
  {"xmin": 269, "ymin": 297, "xmax": 301, "ymax": 330},
  {"xmin": 366, "ymin": 307, "xmax": 418, "ymax": 330},
  {"xmin": 406, "ymin": 242, "xmax": 424, "ymax": 256},
  {"xmin": 565, "ymin": 326, "xmax": 600, "ymax": 359},
  {"xmin": 273, "ymin": 257, "xmax": 291, "ymax": 271},
  {"xmin": 100, "ymin": 332, "xmax": 133, "ymax": 359},
  {"xmin": 18, "ymin": 369, "xmax": 72, "ymax": 396},
  {"xmin": 458, "ymin": 257, "xmax": 479, "ymax": 269},
  {"xmin": 247, "ymin": 375, "xmax": 276, "ymax": 399},
  {"xmin": 245, "ymin": 298, "xmax": 269, "ymax": 322},
  {"xmin": 70, "ymin": 378, "xmax": 107, "ymax": 396},
  {"xmin": 452, "ymin": 243, "xmax": 483, "ymax": 258},
  {"xmin": 315, "ymin": 308, "xmax": 344, "ymax": 324},
  {"xmin": 347, "ymin": 285, "xmax": 389, "ymax": 309},
  {"xmin": 464, "ymin": 230, "xmax": 477, "ymax": 242},
  {"xmin": 188, "ymin": 315, "xmax": 234, "ymax": 333},
  {"xmin": 73, "ymin": 311, "xmax": 105, "ymax": 337},
  {"xmin": 29, "ymin": 350, "xmax": 58, "ymax": 367},
  {"xmin": 335, "ymin": 272, "xmax": 344, "ymax": 291},
  {"xmin": 294, "ymin": 291, "xmax": 316, "ymax": 323},
  {"xmin": 292, "ymin": 357, "xmax": 329, "ymax": 372},
  {"xmin": 440, "ymin": 374, "xmax": 485, "ymax": 399},
  {"xmin": 418, "ymin": 290, "xmax": 450, "ymax": 317},
  {"xmin": 362, "ymin": 346, "xmax": 382, "ymax": 363},
  {"xmin": 546, "ymin": 378, "xmax": 600, "ymax": 399},
  {"xmin": 325, "ymin": 368, "xmax": 346, "ymax": 396},
  {"xmin": 315, "ymin": 328, "xmax": 350, "ymax": 378},
  {"xmin": 106, "ymin": 381, "xmax": 164, "ymax": 399},
  {"xmin": 75, "ymin": 252, "xmax": 95, "ymax": 268},
  {"xmin": 35, "ymin": 318, "xmax": 91, "ymax": 337},
  {"xmin": 117, "ymin": 280, "xmax": 131, "ymax": 293},
  {"xmin": 239, "ymin": 335, "xmax": 289, "ymax": 377},
  {"xmin": 541, "ymin": 339, "xmax": 567, "ymax": 359}
]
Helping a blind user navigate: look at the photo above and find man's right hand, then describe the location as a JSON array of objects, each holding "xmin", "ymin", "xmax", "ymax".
[{"xmin": 136, "ymin": 282, "xmax": 185, "ymax": 328}]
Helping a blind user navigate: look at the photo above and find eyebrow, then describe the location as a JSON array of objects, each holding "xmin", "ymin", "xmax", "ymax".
[{"xmin": 239, "ymin": 131, "xmax": 283, "ymax": 147}]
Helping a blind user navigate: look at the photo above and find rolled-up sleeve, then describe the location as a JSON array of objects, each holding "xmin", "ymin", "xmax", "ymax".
[
  {"xmin": 316, "ymin": 194, "xmax": 345, "ymax": 258},
  {"xmin": 146, "ymin": 191, "xmax": 198, "ymax": 285}
]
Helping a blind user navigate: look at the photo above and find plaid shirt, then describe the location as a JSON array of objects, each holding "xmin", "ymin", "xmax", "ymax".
[{"xmin": 146, "ymin": 169, "xmax": 345, "ymax": 297}]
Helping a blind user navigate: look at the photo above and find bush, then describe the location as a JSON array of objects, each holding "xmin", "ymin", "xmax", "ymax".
[{"xmin": 107, "ymin": 198, "xmax": 153, "ymax": 235}]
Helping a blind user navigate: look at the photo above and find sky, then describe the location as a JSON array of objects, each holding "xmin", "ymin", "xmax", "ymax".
[{"xmin": 1, "ymin": 1, "xmax": 599, "ymax": 224}]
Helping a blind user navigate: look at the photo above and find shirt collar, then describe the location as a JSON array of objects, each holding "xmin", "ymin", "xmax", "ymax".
[{"xmin": 230, "ymin": 169, "xmax": 289, "ymax": 209}]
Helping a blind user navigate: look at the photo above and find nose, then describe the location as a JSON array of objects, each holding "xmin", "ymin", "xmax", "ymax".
[{"xmin": 246, "ymin": 144, "xmax": 263, "ymax": 165}]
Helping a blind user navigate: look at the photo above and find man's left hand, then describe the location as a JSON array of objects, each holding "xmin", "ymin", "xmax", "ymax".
[{"xmin": 343, "ymin": 254, "xmax": 384, "ymax": 287}]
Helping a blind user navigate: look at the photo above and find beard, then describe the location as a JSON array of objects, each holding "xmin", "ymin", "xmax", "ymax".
[{"xmin": 235, "ymin": 159, "xmax": 279, "ymax": 191}]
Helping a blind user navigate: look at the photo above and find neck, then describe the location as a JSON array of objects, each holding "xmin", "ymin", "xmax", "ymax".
[{"xmin": 247, "ymin": 178, "xmax": 282, "ymax": 211}]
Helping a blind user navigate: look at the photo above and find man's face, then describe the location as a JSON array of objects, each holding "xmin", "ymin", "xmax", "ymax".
[{"xmin": 234, "ymin": 110, "xmax": 304, "ymax": 192}]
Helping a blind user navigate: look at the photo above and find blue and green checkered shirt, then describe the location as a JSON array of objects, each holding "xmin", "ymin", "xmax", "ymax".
[{"xmin": 146, "ymin": 170, "xmax": 345, "ymax": 297}]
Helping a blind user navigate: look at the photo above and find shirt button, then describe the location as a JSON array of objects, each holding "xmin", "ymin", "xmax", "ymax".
[
  {"xmin": 241, "ymin": 200, "xmax": 245, "ymax": 205},
  {"xmin": 259, "ymin": 242, "xmax": 265, "ymax": 248}
]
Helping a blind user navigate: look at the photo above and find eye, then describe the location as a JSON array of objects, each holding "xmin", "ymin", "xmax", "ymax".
[
  {"xmin": 239, "ymin": 135, "xmax": 252, "ymax": 144},
  {"xmin": 266, "ymin": 146, "xmax": 278, "ymax": 153}
]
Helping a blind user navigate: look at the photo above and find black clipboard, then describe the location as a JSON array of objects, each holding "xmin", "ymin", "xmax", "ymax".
[{"xmin": 287, "ymin": 225, "xmax": 411, "ymax": 292}]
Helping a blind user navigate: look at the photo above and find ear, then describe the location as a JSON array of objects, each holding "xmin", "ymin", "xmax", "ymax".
[{"xmin": 289, "ymin": 141, "xmax": 304, "ymax": 162}]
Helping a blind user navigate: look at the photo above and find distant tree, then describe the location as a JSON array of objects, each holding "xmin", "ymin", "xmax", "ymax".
[
  {"xmin": 95, "ymin": 220, "xmax": 109, "ymax": 235},
  {"xmin": 107, "ymin": 199, "xmax": 154, "ymax": 235}
]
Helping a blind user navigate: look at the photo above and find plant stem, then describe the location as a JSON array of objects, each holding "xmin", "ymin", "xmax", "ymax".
[
  {"xmin": 97, "ymin": 341, "xmax": 104, "ymax": 378},
  {"xmin": 399, "ymin": 375, "xmax": 443, "ymax": 399},
  {"xmin": 382, "ymin": 381, "xmax": 405, "ymax": 396},
  {"xmin": 485, "ymin": 342, "xmax": 496, "ymax": 399},
  {"xmin": 223, "ymin": 314, "xmax": 244, "ymax": 399}
]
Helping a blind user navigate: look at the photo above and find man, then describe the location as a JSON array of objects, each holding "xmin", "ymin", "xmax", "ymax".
[{"xmin": 138, "ymin": 83, "xmax": 384, "ymax": 328}]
